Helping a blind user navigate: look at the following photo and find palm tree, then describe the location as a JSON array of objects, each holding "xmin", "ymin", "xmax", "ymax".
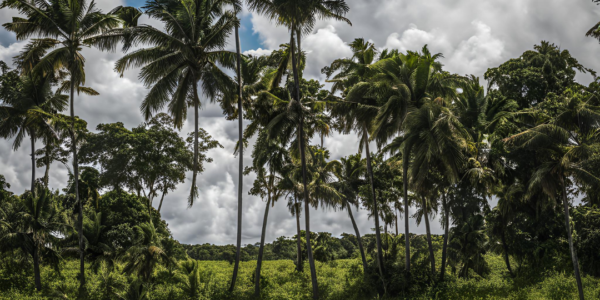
[
  {"xmin": 247, "ymin": 131, "xmax": 288, "ymax": 296},
  {"xmin": 246, "ymin": 2, "xmax": 351, "ymax": 297},
  {"xmin": 326, "ymin": 39, "xmax": 389, "ymax": 288},
  {"xmin": 229, "ymin": 6, "xmax": 245, "ymax": 291},
  {"xmin": 447, "ymin": 214, "xmax": 488, "ymax": 278},
  {"xmin": 334, "ymin": 154, "xmax": 368, "ymax": 272},
  {"xmin": 0, "ymin": 186, "xmax": 63, "ymax": 291},
  {"xmin": 2, "ymin": 0, "xmax": 120, "ymax": 287},
  {"xmin": 63, "ymin": 211, "xmax": 115, "ymax": 273},
  {"xmin": 373, "ymin": 46, "xmax": 465, "ymax": 273},
  {"xmin": 122, "ymin": 222, "xmax": 174, "ymax": 283},
  {"xmin": 115, "ymin": 0, "xmax": 240, "ymax": 206},
  {"xmin": 504, "ymin": 89, "xmax": 600, "ymax": 300}
]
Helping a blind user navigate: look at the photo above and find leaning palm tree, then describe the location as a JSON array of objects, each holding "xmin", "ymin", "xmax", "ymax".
[
  {"xmin": 246, "ymin": 2, "xmax": 351, "ymax": 298},
  {"xmin": 115, "ymin": 0, "xmax": 240, "ymax": 206},
  {"xmin": 247, "ymin": 131, "xmax": 288, "ymax": 297},
  {"xmin": 2, "ymin": 0, "xmax": 120, "ymax": 288},
  {"xmin": 333, "ymin": 154, "xmax": 369, "ymax": 272}
]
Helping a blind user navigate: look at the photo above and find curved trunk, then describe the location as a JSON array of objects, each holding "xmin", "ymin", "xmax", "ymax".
[
  {"xmin": 30, "ymin": 131, "xmax": 35, "ymax": 194},
  {"xmin": 347, "ymin": 203, "xmax": 368, "ymax": 272},
  {"xmin": 33, "ymin": 246, "xmax": 41, "ymax": 291},
  {"xmin": 501, "ymin": 231, "xmax": 515, "ymax": 277},
  {"xmin": 403, "ymin": 148, "xmax": 411, "ymax": 274},
  {"xmin": 157, "ymin": 190, "xmax": 166, "ymax": 213},
  {"xmin": 422, "ymin": 197, "xmax": 435, "ymax": 277},
  {"xmin": 440, "ymin": 194, "xmax": 449, "ymax": 282},
  {"xmin": 69, "ymin": 73, "xmax": 85, "ymax": 289},
  {"xmin": 364, "ymin": 136, "xmax": 387, "ymax": 293},
  {"xmin": 295, "ymin": 195, "xmax": 303, "ymax": 272},
  {"xmin": 230, "ymin": 21, "xmax": 244, "ymax": 293},
  {"xmin": 254, "ymin": 196, "xmax": 271, "ymax": 297},
  {"xmin": 291, "ymin": 28, "xmax": 319, "ymax": 300},
  {"xmin": 561, "ymin": 178, "xmax": 584, "ymax": 300}
]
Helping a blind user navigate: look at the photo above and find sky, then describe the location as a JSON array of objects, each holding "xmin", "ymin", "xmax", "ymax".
[{"xmin": 1, "ymin": 0, "xmax": 600, "ymax": 246}]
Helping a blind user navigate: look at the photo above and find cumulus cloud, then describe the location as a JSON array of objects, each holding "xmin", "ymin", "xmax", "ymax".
[{"xmin": 2, "ymin": 0, "xmax": 600, "ymax": 245}]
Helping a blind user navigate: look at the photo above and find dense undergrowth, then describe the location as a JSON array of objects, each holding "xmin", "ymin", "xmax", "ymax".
[{"xmin": 1, "ymin": 254, "xmax": 599, "ymax": 300}]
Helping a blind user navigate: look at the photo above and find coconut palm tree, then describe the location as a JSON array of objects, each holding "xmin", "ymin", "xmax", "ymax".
[
  {"xmin": 247, "ymin": 131, "xmax": 288, "ymax": 297},
  {"xmin": 0, "ymin": 48, "xmax": 68, "ymax": 196},
  {"xmin": 122, "ymin": 222, "xmax": 174, "ymax": 283},
  {"xmin": 0, "ymin": 186, "xmax": 64, "ymax": 291},
  {"xmin": 373, "ymin": 46, "xmax": 465, "ymax": 273},
  {"xmin": 333, "ymin": 154, "xmax": 369, "ymax": 272},
  {"xmin": 115, "ymin": 0, "xmax": 240, "ymax": 206},
  {"xmin": 504, "ymin": 89, "xmax": 600, "ymax": 300},
  {"xmin": 2, "ymin": 1, "xmax": 120, "ymax": 287},
  {"xmin": 246, "ymin": 2, "xmax": 351, "ymax": 297}
]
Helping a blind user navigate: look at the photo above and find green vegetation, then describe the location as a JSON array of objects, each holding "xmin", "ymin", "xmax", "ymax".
[{"xmin": 2, "ymin": 0, "xmax": 600, "ymax": 299}]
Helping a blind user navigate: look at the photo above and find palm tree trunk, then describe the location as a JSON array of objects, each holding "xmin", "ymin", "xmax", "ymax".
[
  {"xmin": 33, "ymin": 246, "xmax": 41, "ymax": 291},
  {"xmin": 157, "ymin": 190, "xmax": 166, "ymax": 213},
  {"xmin": 295, "ymin": 195, "xmax": 303, "ymax": 272},
  {"xmin": 364, "ymin": 135, "xmax": 387, "ymax": 294},
  {"xmin": 69, "ymin": 73, "xmax": 85, "ymax": 289},
  {"xmin": 291, "ymin": 28, "xmax": 319, "ymax": 300},
  {"xmin": 402, "ymin": 148, "xmax": 411, "ymax": 274},
  {"xmin": 347, "ymin": 203, "xmax": 368, "ymax": 272},
  {"xmin": 440, "ymin": 194, "xmax": 449, "ymax": 282},
  {"xmin": 395, "ymin": 207, "xmax": 399, "ymax": 236},
  {"xmin": 230, "ymin": 21, "xmax": 244, "ymax": 293},
  {"xmin": 422, "ymin": 197, "xmax": 435, "ymax": 277},
  {"xmin": 30, "ymin": 131, "xmax": 35, "ymax": 194},
  {"xmin": 190, "ymin": 80, "xmax": 200, "ymax": 204},
  {"xmin": 255, "ymin": 196, "xmax": 271, "ymax": 297},
  {"xmin": 44, "ymin": 143, "xmax": 50, "ymax": 188},
  {"xmin": 561, "ymin": 178, "xmax": 584, "ymax": 300},
  {"xmin": 501, "ymin": 231, "xmax": 515, "ymax": 277}
]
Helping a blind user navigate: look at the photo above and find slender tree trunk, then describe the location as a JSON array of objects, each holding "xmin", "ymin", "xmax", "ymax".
[
  {"xmin": 440, "ymin": 194, "xmax": 449, "ymax": 282},
  {"xmin": 291, "ymin": 28, "xmax": 319, "ymax": 300},
  {"xmin": 501, "ymin": 231, "xmax": 515, "ymax": 277},
  {"xmin": 190, "ymin": 81, "xmax": 200, "ymax": 204},
  {"xmin": 395, "ymin": 206, "xmax": 399, "ymax": 236},
  {"xmin": 295, "ymin": 195, "xmax": 303, "ymax": 272},
  {"xmin": 69, "ymin": 73, "xmax": 85, "ymax": 289},
  {"xmin": 230, "ymin": 21, "xmax": 244, "ymax": 293},
  {"xmin": 254, "ymin": 196, "xmax": 271, "ymax": 297},
  {"xmin": 157, "ymin": 190, "xmax": 166, "ymax": 213},
  {"xmin": 561, "ymin": 178, "xmax": 584, "ymax": 300},
  {"xmin": 364, "ymin": 135, "xmax": 387, "ymax": 294},
  {"xmin": 44, "ymin": 143, "xmax": 50, "ymax": 188},
  {"xmin": 30, "ymin": 131, "xmax": 35, "ymax": 194},
  {"xmin": 33, "ymin": 246, "xmax": 41, "ymax": 291},
  {"xmin": 422, "ymin": 197, "xmax": 435, "ymax": 277},
  {"xmin": 402, "ymin": 148, "xmax": 411, "ymax": 274},
  {"xmin": 347, "ymin": 203, "xmax": 368, "ymax": 272}
]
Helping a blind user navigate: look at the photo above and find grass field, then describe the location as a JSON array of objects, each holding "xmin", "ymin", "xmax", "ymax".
[{"xmin": 1, "ymin": 254, "xmax": 599, "ymax": 299}]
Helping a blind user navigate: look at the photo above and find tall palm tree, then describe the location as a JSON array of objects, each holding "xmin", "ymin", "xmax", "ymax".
[
  {"xmin": 115, "ymin": 0, "xmax": 240, "ymax": 207},
  {"xmin": 326, "ymin": 39, "xmax": 388, "ymax": 288},
  {"xmin": 373, "ymin": 46, "xmax": 465, "ymax": 273},
  {"xmin": 229, "ymin": 7, "xmax": 245, "ymax": 291},
  {"xmin": 504, "ymin": 89, "xmax": 600, "ymax": 300},
  {"xmin": 334, "ymin": 154, "xmax": 368, "ymax": 272},
  {"xmin": 246, "ymin": 2, "xmax": 351, "ymax": 298},
  {"xmin": 247, "ymin": 131, "xmax": 288, "ymax": 297},
  {"xmin": 2, "ymin": 0, "xmax": 120, "ymax": 288}
]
